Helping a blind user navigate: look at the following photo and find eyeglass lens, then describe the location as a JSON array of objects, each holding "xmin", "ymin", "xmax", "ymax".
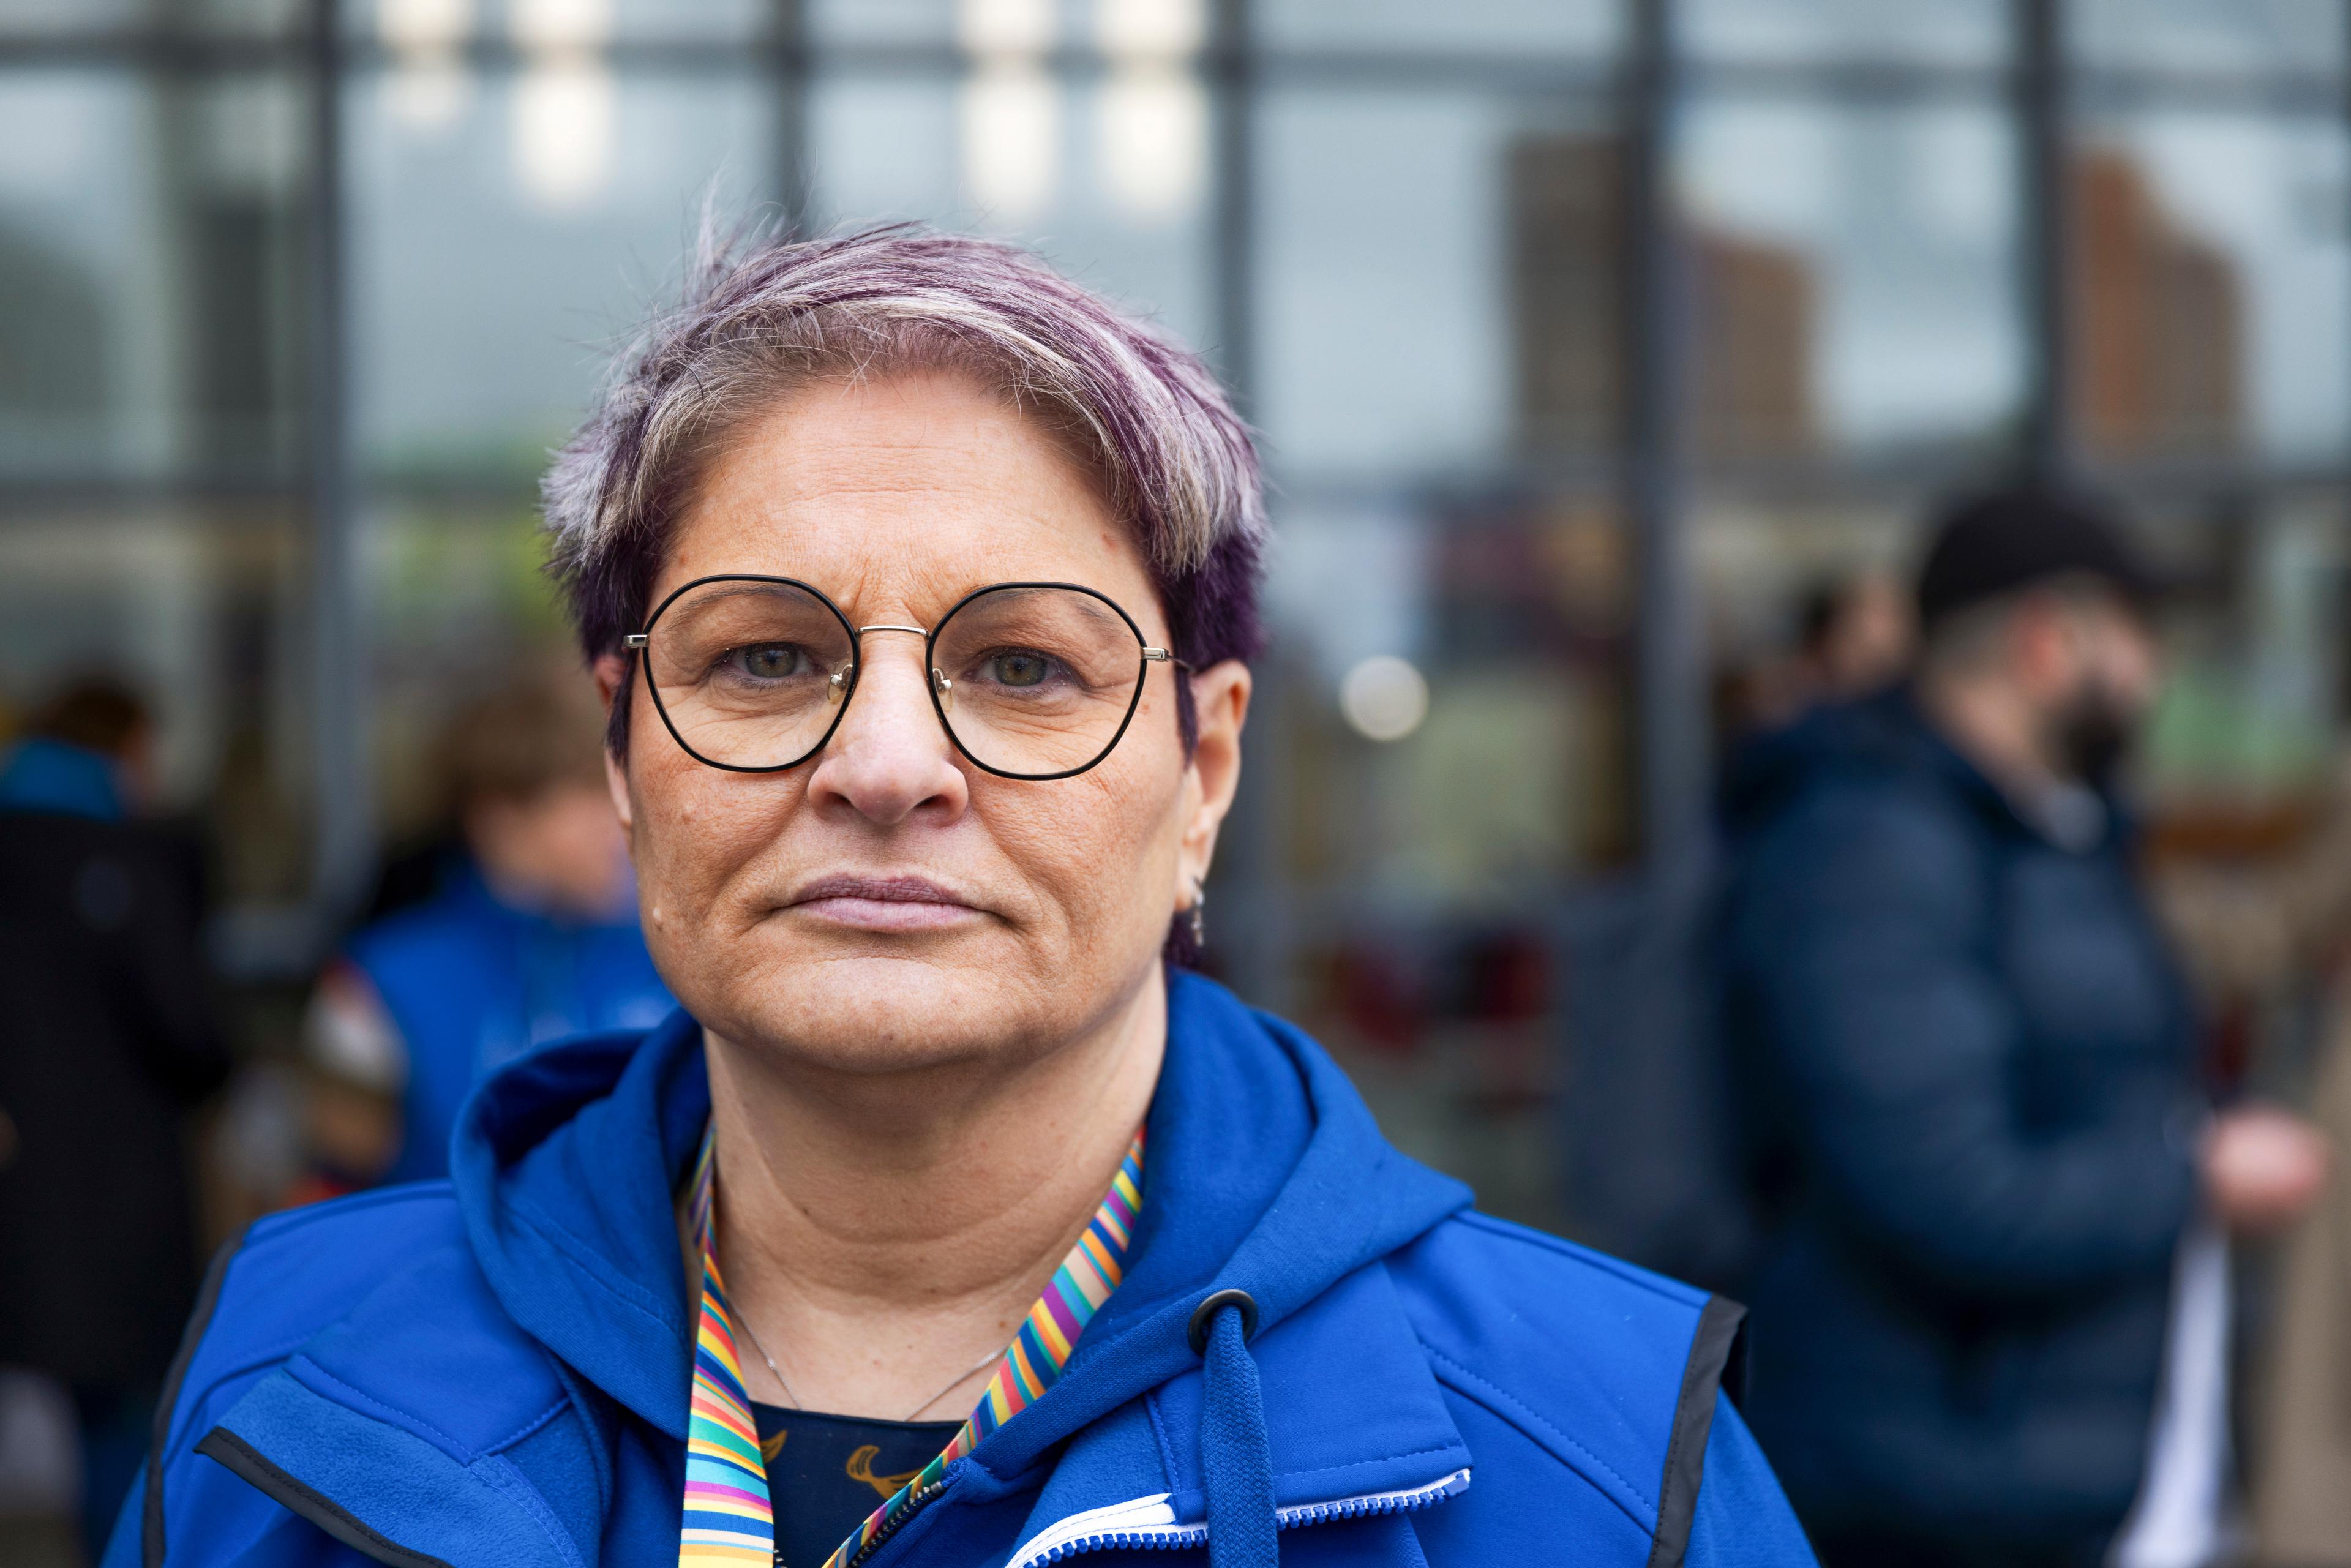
[
  {"xmin": 643, "ymin": 580, "xmax": 1150, "ymax": 778},
  {"xmin": 930, "ymin": 585, "xmax": 1146, "ymax": 776},
  {"xmin": 643, "ymin": 580, "xmax": 856, "ymax": 770}
]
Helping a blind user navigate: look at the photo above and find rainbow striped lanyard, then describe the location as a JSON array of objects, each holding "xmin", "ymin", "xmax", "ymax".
[{"xmin": 680, "ymin": 1123, "xmax": 1146, "ymax": 1568}]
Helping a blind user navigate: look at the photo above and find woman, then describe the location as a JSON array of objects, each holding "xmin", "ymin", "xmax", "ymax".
[{"xmin": 118, "ymin": 227, "xmax": 1813, "ymax": 1568}]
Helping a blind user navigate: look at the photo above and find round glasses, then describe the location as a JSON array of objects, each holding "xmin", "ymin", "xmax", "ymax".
[{"xmin": 624, "ymin": 576, "xmax": 1189, "ymax": 781}]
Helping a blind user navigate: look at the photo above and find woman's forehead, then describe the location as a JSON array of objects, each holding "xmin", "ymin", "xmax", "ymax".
[{"xmin": 659, "ymin": 373, "xmax": 1158, "ymax": 621}]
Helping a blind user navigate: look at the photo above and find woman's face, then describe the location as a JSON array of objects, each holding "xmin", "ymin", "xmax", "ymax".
[{"xmin": 600, "ymin": 369, "xmax": 1247, "ymax": 1078}]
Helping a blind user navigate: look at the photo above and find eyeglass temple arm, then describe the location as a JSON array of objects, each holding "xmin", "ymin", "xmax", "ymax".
[{"xmin": 1144, "ymin": 647, "xmax": 1191, "ymax": 670}]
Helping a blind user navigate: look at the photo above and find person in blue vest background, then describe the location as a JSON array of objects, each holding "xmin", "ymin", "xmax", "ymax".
[{"xmin": 300, "ymin": 672, "xmax": 672, "ymax": 1191}]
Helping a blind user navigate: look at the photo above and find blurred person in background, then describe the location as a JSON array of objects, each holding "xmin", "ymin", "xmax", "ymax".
[
  {"xmin": 1718, "ymin": 566, "xmax": 1919, "ymax": 846},
  {"xmin": 1715, "ymin": 566, "xmax": 1916, "ymax": 748},
  {"xmin": 0, "ymin": 678, "xmax": 230, "ymax": 1558},
  {"xmin": 1723, "ymin": 487, "xmax": 2327, "ymax": 1568},
  {"xmin": 300, "ymin": 673, "xmax": 672, "ymax": 1193}
]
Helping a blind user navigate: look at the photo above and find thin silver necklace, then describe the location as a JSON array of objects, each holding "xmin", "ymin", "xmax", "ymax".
[{"xmin": 732, "ymin": 1304, "xmax": 1004, "ymax": 1424}]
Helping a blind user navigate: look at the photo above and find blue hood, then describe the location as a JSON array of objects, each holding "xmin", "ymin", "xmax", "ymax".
[
  {"xmin": 129, "ymin": 970, "xmax": 1806, "ymax": 1568},
  {"xmin": 449, "ymin": 969, "xmax": 1472, "ymax": 1456}
]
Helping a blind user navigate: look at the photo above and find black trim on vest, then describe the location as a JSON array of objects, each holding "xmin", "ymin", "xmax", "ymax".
[
  {"xmin": 144, "ymin": 1229, "xmax": 242, "ymax": 1568},
  {"xmin": 1646, "ymin": 1294, "xmax": 1748, "ymax": 1568},
  {"xmin": 195, "ymin": 1428, "xmax": 456, "ymax": 1568}
]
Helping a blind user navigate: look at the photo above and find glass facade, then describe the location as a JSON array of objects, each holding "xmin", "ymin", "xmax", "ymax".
[{"xmin": 5, "ymin": 0, "xmax": 2350, "ymax": 1238}]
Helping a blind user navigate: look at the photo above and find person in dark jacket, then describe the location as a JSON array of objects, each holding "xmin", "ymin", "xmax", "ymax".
[
  {"xmin": 0, "ymin": 680, "xmax": 231, "ymax": 1557},
  {"xmin": 1725, "ymin": 489, "xmax": 2327, "ymax": 1567},
  {"xmin": 116, "ymin": 225, "xmax": 1815, "ymax": 1568}
]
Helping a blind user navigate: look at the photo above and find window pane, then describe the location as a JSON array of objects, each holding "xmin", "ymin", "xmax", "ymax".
[
  {"xmin": 350, "ymin": 67, "xmax": 776, "ymax": 484},
  {"xmin": 1676, "ymin": 98, "xmax": 2025, "ymax": 463},
  {"xmin": 808, "ymin": 0, "xmax": 954, "ymax": 46},
  {"xmin": 349, "ymin": 0, "xmax": 770, "ymax": 44},
  {"xmin": 0, "ymin": 0, "xmax": 146, "ymax": 32},
  {"xmin": 1256, "ymin": 0, "xmax": 1619, "ymax": 58},
  {"xmin": 0, "ymin": 506, "xmax": 314, "ymax": 903},
  {"xmin": 2071, "ymin": 116, "xmax": 2351, "ymax": 465},
  {"xmin": 2070, "ymin": 0, "xmax": 2345, "ymax": 75},
  {"xmin": 1260, "ymin": 88, "xmax": 1619, "ymax": 481},
  {"xmin": 806, "ymin": 67, "xmax": 1215, "ymax": 349},
  {"xmin": 809, "ymin": 0, "xmax": 1220, "ymax": 54},
  {"xmin": 366, "ymin": 500, "xmax": 580, "ymax": 844},
  {"xmin": 0, "ymin": 69, "xmax": 306, "ymax": 483},
  {"xmin": 2135, "ymin": 493, "xmax": 2347, "ymax": 807},
  {"xmin": 1680, "ymin": 0, "xmax": 2008, "ymax": 67},
  {"xmin": 187, "ymin": 0, "xmax": 307, "ymax": 33}
]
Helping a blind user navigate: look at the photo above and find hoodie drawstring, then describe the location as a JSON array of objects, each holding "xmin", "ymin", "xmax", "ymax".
[{"xmin": 1189, "ymin": 1289, "xmax": 1277, "ymax": 1568}]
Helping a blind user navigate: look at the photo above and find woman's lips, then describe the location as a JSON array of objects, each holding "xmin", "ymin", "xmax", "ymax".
[{"xmin": 784, "ymin": 874, "xmax": 983, "ymax": 932}]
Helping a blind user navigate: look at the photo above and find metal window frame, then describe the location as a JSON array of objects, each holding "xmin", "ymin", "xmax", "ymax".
[{"xmin": 6, "ymin": 0, "xmax": 2351, "ymax": 978}]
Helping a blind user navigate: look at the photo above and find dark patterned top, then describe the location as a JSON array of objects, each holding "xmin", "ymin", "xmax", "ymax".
[{"xmin": 748, "ymin": 1403, "xmax": 963, "ymax": 1568}]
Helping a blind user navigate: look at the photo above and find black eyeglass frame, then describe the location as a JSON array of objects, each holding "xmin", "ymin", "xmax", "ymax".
[{"xmin": 623, "ymin": 574, "xmax": 1191, "ymax": 782}]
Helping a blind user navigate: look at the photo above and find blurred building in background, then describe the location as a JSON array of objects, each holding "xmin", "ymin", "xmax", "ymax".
[{"xmin": 4, "ymin": 0, "xmax": 2351, "ymax": 1272}]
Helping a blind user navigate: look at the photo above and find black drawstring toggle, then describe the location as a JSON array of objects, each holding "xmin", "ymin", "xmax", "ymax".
[{"xmin": 1188, "ymin": 1289, "xmax": 1260, "ymax": 1354}]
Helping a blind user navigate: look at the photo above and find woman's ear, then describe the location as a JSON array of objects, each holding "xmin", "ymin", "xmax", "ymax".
[
  {"xmin": 592, "ymin": 652, "xmax": 628, "ymax": 715},
  {"xmin": 593, "ymin": 654, "xmax": 635, "ymax": 838},
  {"xmin": 1176, "ymin": 660, "xmax": 1251, "ymax": 900}
]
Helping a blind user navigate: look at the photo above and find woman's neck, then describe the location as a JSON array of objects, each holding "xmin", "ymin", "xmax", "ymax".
[{"xmin": 697, "ymin": 961, "xmax": 1166, "ymax": 1421}]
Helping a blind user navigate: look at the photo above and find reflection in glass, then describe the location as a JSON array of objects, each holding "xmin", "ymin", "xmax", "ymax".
[
  {"xmin": 0, "ymin": 508, "xmax": 312, "ymax": 900},
  {"xmin": 1259, "ymin": 89, "xmax": 1615, "ymax": 481},
  {"xmin": 1254, "ymin": 0, "xmax": 1618, "ymax": 58},
  {"xmin": 1264, "ymin": 497, "xmax": 1633, "ymax": 898},
  {"xmin": 350, "ymin": 70, "xmax": 773, "ymax": 481},
  {"xmin": 0, "ymin": 69, "xmax": 305, "ymax": 482},
  {"xmin": 512, "ymin": 62, "xmax": 617, "ymax": 209},
  {"xmin": 1097, "ymin": 0, "xmax": 1207, "ymax": 223},
  {"xmin": 807, "ymin": 0, "xmax": 956, "ymax": 45},
  {"xmin": 2072, "ymin": 118, "xmax": 2351, "ymax": 463},
  {"xmin": 808, "ymin": 71, "xmax": 1214, "ymax": 345},
  {"xmin": 1677, "ymin": 99, "xmax": 2023, "ymax": 460},
  {"xmin": 1679, "ymin": 0, "xmax": 2008, "ymax": 66},
  {"xmin": 1511, "ymin": 135, "xmax": 1625, "ymax": 455},
  {"xmin": 366, "ymin": 502, "xmax": 582, "ymax": 852},
  {"xmin": 962, "ymin": 61, "xmax": 1061, "ymax": 222},
  {"xmin": 351, "ymin": 0, "xmax": 765, "ymax": 43},
  {"xmin": 381, "ymin": 0, "xmax": 478, "ymax": 134},
  {"xmin": 2070, "ymin": 0, "xmax": 2345, "ymax": 75},
  {"xmin": 2139, "ymin": 498, "xmax": 2349, "ymax": 808}
]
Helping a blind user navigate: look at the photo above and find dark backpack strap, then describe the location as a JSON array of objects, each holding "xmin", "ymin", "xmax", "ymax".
[{"xmin": 1646, "ymin": 1294, "xmax": 1748, "ymax": 1568}]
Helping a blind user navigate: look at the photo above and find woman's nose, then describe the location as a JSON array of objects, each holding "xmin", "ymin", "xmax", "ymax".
[{"xmin": 804, "ymin": 643, "xmax": 968, "ymax": 826}]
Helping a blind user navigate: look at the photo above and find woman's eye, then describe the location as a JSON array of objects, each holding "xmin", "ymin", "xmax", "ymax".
[
  {"xmin": 986, "ymin": 651, "xmax": 1054, "ymax": 688},
  {"xmin": 730, "ymin": 644, "xmax": 806, "ymax": 679}
]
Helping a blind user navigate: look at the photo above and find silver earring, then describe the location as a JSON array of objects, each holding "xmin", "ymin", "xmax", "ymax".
[{"xmin": 1189, "ymin": 880, "xmax": 1207, "ymax": 947}]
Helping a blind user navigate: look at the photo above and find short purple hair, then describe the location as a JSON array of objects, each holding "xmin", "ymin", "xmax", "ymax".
[{"xmin": 542, "ymin": 222, "xmax": 1267, "ymax": 760}]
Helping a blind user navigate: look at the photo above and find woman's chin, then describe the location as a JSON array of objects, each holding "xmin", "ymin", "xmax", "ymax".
[{"xmin": 704, "ymin": 941, "xmax": 1048, "ymax": 1059}]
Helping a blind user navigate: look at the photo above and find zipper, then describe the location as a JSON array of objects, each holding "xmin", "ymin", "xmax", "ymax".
[
  {"xmin": 838, "ymin": 1476, "xmax": 950, "ymax": 1568},
  {"xmin": 1006, "ymin": 1467, "xmax": 1471, "ymax": 1568}
]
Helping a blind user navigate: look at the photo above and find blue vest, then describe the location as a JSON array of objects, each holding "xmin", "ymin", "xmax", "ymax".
[{"xmin": 345, "ymin": 865, "xmax": 672, "ymax": 1184}]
